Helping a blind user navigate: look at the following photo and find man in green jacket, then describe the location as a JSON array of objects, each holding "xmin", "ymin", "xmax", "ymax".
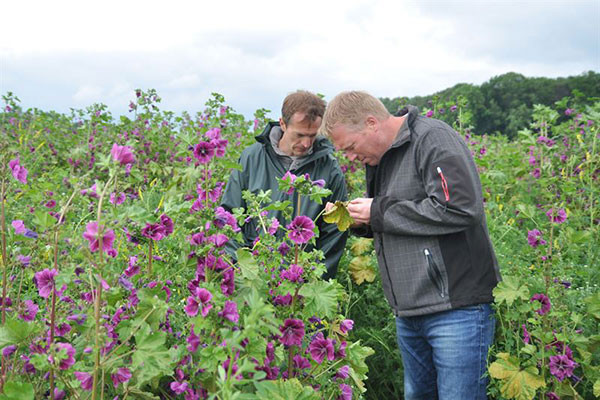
[{"xmin": 221, "ymin": 90, "xmax": 348, "ymax": 279}]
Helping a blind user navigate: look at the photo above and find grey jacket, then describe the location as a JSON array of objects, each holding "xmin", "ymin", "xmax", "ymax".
[{"xmin": 357, "ymin": 106, "xmax": 501, "ymax": 317}]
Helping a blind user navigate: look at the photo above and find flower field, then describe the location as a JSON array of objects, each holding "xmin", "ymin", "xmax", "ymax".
[{"xmin": 0, "ymin": 90, "xmax": 598, "ymax": 400}]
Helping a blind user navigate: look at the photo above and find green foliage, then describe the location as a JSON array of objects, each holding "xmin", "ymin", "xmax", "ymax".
[{"xmin": 0, "ymin": 381, "xmax": 34, "ymax": 400}]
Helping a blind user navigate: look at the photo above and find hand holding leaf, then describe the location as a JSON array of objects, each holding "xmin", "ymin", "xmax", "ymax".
[{"xmin": 323, "ymin": 201, "xmax": 355, "ymax": 231}]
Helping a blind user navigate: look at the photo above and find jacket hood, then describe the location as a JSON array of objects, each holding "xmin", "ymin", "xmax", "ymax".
[{"xmin": 255, "ymin": 121, "xmax": 335, "ymax": 164}]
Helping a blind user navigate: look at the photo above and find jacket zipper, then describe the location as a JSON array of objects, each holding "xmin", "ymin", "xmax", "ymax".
[{"xmin": 424, "ymin": 249, "xmax": 446, "ymax": 298}]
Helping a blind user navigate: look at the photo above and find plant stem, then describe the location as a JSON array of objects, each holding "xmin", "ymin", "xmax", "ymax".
[
  {"xmin": 1, "ymin": 178, "xmax": 8, "ymax": 325},
  {"xmin": 148, "ymin": 241, "xmax": 153, "ymax": 276}
]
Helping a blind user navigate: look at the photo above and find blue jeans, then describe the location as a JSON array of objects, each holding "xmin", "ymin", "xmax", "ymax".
[{"xmin": 395, "ymin": 303, "xmax": 495, "ymax": 400}]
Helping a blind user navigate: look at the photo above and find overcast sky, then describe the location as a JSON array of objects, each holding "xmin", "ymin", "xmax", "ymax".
[{"xmin": 1, "ymin": 0, "xmax": 598, "ymax": 120}]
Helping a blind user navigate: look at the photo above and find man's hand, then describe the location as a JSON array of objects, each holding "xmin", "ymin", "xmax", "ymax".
[{"xmin": 347, "ymin": 198, "xmax": 373, "ymax": 225}]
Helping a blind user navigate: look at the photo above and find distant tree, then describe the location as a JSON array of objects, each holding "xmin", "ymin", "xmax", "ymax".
[{"xmin": 380, "ymin": 71, "xmax": 600, "ymax": 138}]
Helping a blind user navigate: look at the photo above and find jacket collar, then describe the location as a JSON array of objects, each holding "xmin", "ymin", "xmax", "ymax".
[
  {"xmin": 390, "ymin": 105, "xmax": 420, "ymax": 149},
  {"xmin": 255, "ymin": 121, "xmax": 333, "ymax": 169}
]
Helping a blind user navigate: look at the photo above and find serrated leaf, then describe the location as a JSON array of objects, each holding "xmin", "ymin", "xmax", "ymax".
[
  {"xmin": 348, "ymin": 256, "xmax": 377, "ymax": 285},
  {"xmin": 0, "ymin": 317, "xmax": 37, "ymax": 349},
  {"xmin": 493, "ymin": 276, "xmax": 529, "ymax": 306},
  {"xmin": 237, "ymin": 248, "xmax": 260, "ymax": 281},
  {"xmin": 346, "ymin": 340, "xmax": 375, "ymax": 393},
  {"xmin": 594, "ymin": 378, "xmax": 600, "ymax": 397},
  {"xmin": 323, "ymin": 201, "xmax": 354, "ymax": 231},
  {"xmin": 584, "ymin": 291, "xmax": 600, "ymax": 320},
  {"xmin": 254, "ymin": 378, "xmax": 320, "ymax": 400},
  {"xmin": 350, "ymin": 238, "xmax": 372, "ymax": 256},
  {"xmin": 298, "ymin": 281, "xmax": 340, "ymax": 319},
  {"xmin": 0, "ymin": 381, "xmax": 34, "ymax": 400},
  {"xmin": 131, "ymin": 322, "xmax": 177, "ymax": 387},
  {"xmin": 488, "ymin": 353, "xmax": 545, "ymax": 400}
]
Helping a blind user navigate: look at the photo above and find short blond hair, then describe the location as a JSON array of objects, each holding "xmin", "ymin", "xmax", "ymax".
[{"xmin": 321, "ymin": 91, "xmax": 391, "ymax": 136}]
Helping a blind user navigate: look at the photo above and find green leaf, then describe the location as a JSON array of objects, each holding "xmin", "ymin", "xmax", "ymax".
[
  {"xmin": 220, "ymin": 159, "xmax": 243, "ymax": 171},
  {"xmin": 237, "ymin": 248, "xmax": 260, "ymax": 282},
  {"xmin": 254, "ymin": 378, "xmax": 320, "ymax": 400},
  {"xmin": 594, "ymin": 378, "xmax": 600, "ymax": 397},
  {"xmin": 0, "ymin": 317, "xmax": 37, "ymax": 349},
  {"xmin": 584, "ymin": 291, "xmax": 600, "ymax": 320},
  {"xmin": 0, "ymin": 381, "xmax": 34, "ymax": 400},
  {"xmin": 350, "ymin": 238, "xmax": 372, "ymax": 256},
  {"xmin": 322, "ymin": 201, "xmax": 354, "ymax": 231},
  {"xmin": 131, "ymin": 322, "xmax": 177, "ymax": 387},
  {"xmin": 298, "ymin": 281, "xmax": 340, "ymax": 319},
  {"xmin": 346, "ymin": 341, "xmax": 375, "ymax": 393},
  {"xmin": 348, "ymin": 256, "xmax": 377, "ymax": 285},
  {"xmin": 493, "ymin": 276, "xmax": 529, "ymax": 306},
  {"xmin": 488, "ymin": 353, "xmax": 545, "ymax": 400}
]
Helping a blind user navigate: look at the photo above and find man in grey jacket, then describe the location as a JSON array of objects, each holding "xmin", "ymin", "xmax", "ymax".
[{"xmin": 322, "ymin": 91, "xmax": 501, "ymax": 400}]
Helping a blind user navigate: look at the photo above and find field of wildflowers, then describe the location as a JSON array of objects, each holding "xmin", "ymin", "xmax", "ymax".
[{"xmin": 0, "ymin": 89, "xmax": 598, "ymax": 400}]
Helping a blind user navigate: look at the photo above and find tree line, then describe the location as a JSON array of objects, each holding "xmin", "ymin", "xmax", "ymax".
[{"xmin": 380, "ymin": 71, "xmax": 600, "ymax": 139}]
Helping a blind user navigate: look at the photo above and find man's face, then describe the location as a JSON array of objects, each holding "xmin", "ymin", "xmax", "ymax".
[
  {"xmin": 279, "ymin": 112, "xmax": 321, "ymax": 157},
  {"xmin": 330, "ymin": 123, "xmax": 382, "ymax": 166}
]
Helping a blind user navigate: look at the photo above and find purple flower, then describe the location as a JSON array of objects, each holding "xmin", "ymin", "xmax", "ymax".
[
  {"xmin": 124, "ymin": 256, "xmax": 140, "ymax": 277},
  {"xmin": 54, "ymin": 342, "xmax": 76, "ymax": 370},
  {"xmin": 531, "ymin": 168, "xmax": 541, "ymax": 179},
  {"xmin": 8, "ymin": 158, "xmax": 28, "ymax": 184},
  {"xmin": 279, "ymin": 319, "xmax": 305, "ymax": 346},
  {"xmin": 450, "ymin": 105, "xmax": 457, "ymax": 112},
  {"xmin": 282, "ymin": 171, "xmax": 297, "ymax": 195},
  {"xmin": 549, "ymin": 354, "xmax": 577, "ymax": 382},
  {"xmin": 546, "ymin": 392, "xmax": 560, "ymax": 400},
  {"xmin": 340, "ymin": 319, "xmax": 354, "ymax": 334},
  {"xmin": 287, "ymin": 216, "xmax": 315, "ymax": 244},
  {"xmin": 338, "ymin": 383, "xmax": 352, "ymax": 400},
  {"xmin": 11, "ymin": 220, "xmax": 26, "ymax": 235},
  {"xmin": 53, "ymin": 389, "xmax": 66, "ymax": 400},
  {"xmin": 531, "ymin": 293, "xmax": 551, "ymax": 315},
  {"xmin": 267, "ymin": 218, "xmax": 280, "ymax": 235},
  {"xmin": 74, "ymin": 371, "xmax": 93, "ymax": 391},
  {"xmin": 2, "ymin": 345, "xmax": 17, "ymax": 357},
  {"xmin": 142, "ymin": 223, "xmax": 167, "ymax": 241},
  {"xmin": 111, "ymin": 367, "xmax": 132, "ymax": 388},
  {"xmin": 170, "ymin": 381, "xmax": 188, "ymax": 394},
  {"xmin": 187, "ymin": 326, "xmax": 200, "ymax": 353},
  {"xmin": 208, "ymin": 233, "xmax": 229, "ymax": 247},
  {"xmin": 160, "ymin": 214, "xmax": 174, "ymax": 236},
  {"xmin": 313, "ymin": 179, "xmax": 326, "ymax": 188},
  {"xmin": 308, "ymin": 332, "xmax": 335, "ymax": 364},
  {"xmin": 564, "ymin": 108, "xmax": 574, "ymax": 116},
  {"xmin": 193, "ymin": 141, "xmax": 215, "ymax": 164},
  {"xmin": 196, "ymin": 288, "xmax": 213, "ymax": 317},
  {"xmin": 336, "ymin": 365, "xmax": 350, "ymax": 379},
  {"xmin": 522, "ymin": 324, "xmax": 530, "ymax": 344},
  {"xmin": 16, "ymin": 254, "xmax": 31, "ymax": 267},
  {"xmin": 82, "ymin": 222, "xmax": 116, "ymax": 253},
  {"xmin": 426, "ymin": 110, "xmax": 434, "ymax": 118},
  {"xmin": 111, "ymin": 143, "xmax": 135, "ymax": 165},
  {"xmin": 34, "ymin": 269, "xmax": 58, "ymax": 298},
  {"xmin": 546, "ymin": 208, "xmax": 567, "ymax": 224},
  {"xmin": 527, "ymin": 229, "xmax": 546, "ymax": 248},
  {"xmin": 109, "ymin": 192, "xmax": 126, "ymax": 205},
  {"xmin": 45, "ymin": 200, "xmax": 56, "ymax": 208},
  {"xmin": 219, "ymin": 300, "xmax": 239, "ymax": 323},
  {"xmin": 185, "ymin": 297, "xmax": 199, "ymax": 317},
  {"xmin": 119, "ymin": 275, "xmax": 134, "ymax": 291},
  {"xmin": 280, "ymin": 264, "xmax": 304, "ymax": 282},
  {"xmin": 293, "ymin": 355, "xmax": 311, "ymax": 370},
  {"xmin": 278, "ymin": 241, "xmax": 291, "ymax": 256}
]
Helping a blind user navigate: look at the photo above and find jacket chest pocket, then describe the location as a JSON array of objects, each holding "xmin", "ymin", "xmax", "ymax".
[{"xmin": 424, "ymin": 249, "xmax": 447, "ymax": 298}]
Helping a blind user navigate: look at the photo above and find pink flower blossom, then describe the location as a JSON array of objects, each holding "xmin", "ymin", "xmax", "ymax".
[
  {"xmin": 426, "ymin": 110, "xmax": 434, "ymax": 118},
  {"xmin": 142, "ymin": 223, "xmax": 166, "ymax": 241},
  {"xmin": 531, "ymin": 293, "xmax": 551, "ymax": 315},
  {"xmin": 8, "ymin": 158, "xmax": 28, "ymax": 184},
  {"xmin": 336, "ymin": 365, "xmax": 350, "ymax": 379},
  {"xmin": 54, "ymin": 342, "xmax": 76, "ymax": 370},
  {"xmin": 549, "ymin": 354, "xmax": 577, "ymax": 382},
  {"xmin": 338, "ymin": 383, "xmax": 352, "ymax": 400},
  {"xmin": 193, "ymin": 141, "xmax": 215, "ymax": 164},
  {"xmin": 308, "ymin": 332, "xmax": 335, "ymax": 364},
  {"xmin": 82, "ymin": 222, "xmax": 115, "ymax": 253},
  {"xmin": 160, "ymin": 214, "xmax": 174, "ymax": 236},
  {"xmin": 74, "ymin": 371, "xmax": 93, "ymax": 391},
  {"xmin": 34, "ymin": 269, "xmax": 58, "ymax": 298},
  {"xmin": 527, "ymin": 229, "xmax": 546, "ymax": 248},
  {"xmin": 340, "ymin": 319, "xmax": 354, "ymax": 334},
  {"xmin": 111, "ymin": 367, "xmax": 132, "ymax": 388},
  {"xmin": 279, "ymin": 319, "xmax": 305, "ymax": 346},
  {"xmin": 11, "ymin": 220, "xmax": 26, "ymax": 235},
  {"xmin": 19, "ymin": 300, "xmax": 38, "ymax": 321},
  {"xmin": 546, "ymin": 208, "xmax": 567, "ymax": 224},
  {"xmin": 287, "ymin": 216, "xmax": 315, "ymax": 244},
  {"xmin": 218, "ymin": 300, "xmax": 239, "ymax": 323},
  {"xmin": 111, "ymin": 143, "xmax": 135, "ymax": 165},
  {"xmin": 280, "ymin": 264, "xmax": 304, "ymax": 282}
]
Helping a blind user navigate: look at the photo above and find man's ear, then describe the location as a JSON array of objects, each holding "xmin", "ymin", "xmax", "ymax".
[
  {"xmin": 366, "ymin": 115, "xmax": 377, "ymax": 129},
  {"xmin": 279, "ymin": 117, "xmax": 286, "ymax": 132}
]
